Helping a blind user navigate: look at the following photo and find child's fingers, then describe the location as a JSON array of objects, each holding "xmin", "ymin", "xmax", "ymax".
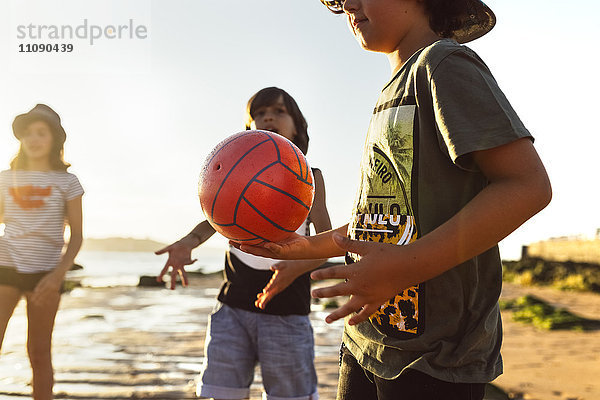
[
  {"xmin": 157, "ymin": 262, "xmax": 170, "ymax": 282},
  {"xmin": 311, "ymin": 281, "xmax": 350, "ymax": 298},
  {"xmin": 324, "ymin": 297, "xmax": 363, "ymax": 324},
  {"xmin": 30, "ymin": 284, "xmax": 49, "ymax": 305},
  {"xmin": 255, "ymin": 291, "xmax": 274, "ymax": 309},
  {"xmin": 31, "ymin": 281, "xmax": 47, "ymax": 302},
  {"xmin": 263, "ymin": 278, "xmax": 275, "ymax": 294},
  {"xmin": 270, "ymin": 262, "xmax": 285, "ymax": 271},
  {"xmin": 348, "ymin": 303, "xmax": 380, "ymax": 326},
  {"xmin": 170, "ymin": 269, "xmax": 178, "ymax": 290},
  {"xmin": 310, "ymin": 264, "xmax": 350, "ymax": 281},
  {"xmin": 33, "ymin": 282, "xmax": 43, "ymax": 294},
  {"xmin": 154, "ymin": 245, "xmax": 172, "ymax": 255},
  {"xmin": 332, "ymin": 233, "xmax": 372, "ymax": 255},
  {"xmin": 179, "ymin": 268, "xmax": 188, "ymax": 287},
  {"xmin": 30, "ymin": 290, "xmax": 40, "ymax": 305},
  {"xmin": 256, "ymin": 277, "xmax": 281, "ymax": 309}
]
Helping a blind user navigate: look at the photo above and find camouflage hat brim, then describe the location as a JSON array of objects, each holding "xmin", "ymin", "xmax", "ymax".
[
  {"xmin": 453, "ymin": 0, "xmax": 496, "ymax": 43},
  {"xmin": 320, "ymin": 0, "xmax": 496, "ymax": 43}
]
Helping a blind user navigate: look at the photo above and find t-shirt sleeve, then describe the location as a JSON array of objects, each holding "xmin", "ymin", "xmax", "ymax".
[
  {"xmin": 430, "ymin": 48, "xmax": 532, "ymax": 169},
  {"xmin": 66, "ymin": 173, "xmax": 84, "ymax": 201}
]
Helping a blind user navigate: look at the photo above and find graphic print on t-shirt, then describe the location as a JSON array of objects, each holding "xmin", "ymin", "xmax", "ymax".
[
  {"xmin": 348, "ymin": 100, "xmax": 423, "ymax": 339},
  {"xmin": 9, "ymin": 185, "xmax": 52, "ymax": 209}
]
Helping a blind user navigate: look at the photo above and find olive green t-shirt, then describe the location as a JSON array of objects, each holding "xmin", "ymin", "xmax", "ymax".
[{"xmin": 344, "ymin": 39, "xmax": 532, "ymax": 383}]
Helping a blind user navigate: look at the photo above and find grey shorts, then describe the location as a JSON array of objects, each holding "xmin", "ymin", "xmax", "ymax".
[{"xmin": 197, "ymin": 302, "xmax": 318, "ymax": 400}]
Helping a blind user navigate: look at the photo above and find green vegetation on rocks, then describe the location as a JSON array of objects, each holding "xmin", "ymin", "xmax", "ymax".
[
  {"xmin": 322, "ymin": 299, "xmax": 339, "ymax": 309},
  {"xmin": 63, "ymin": 280, "xmax": 82, "ymax": 292},
  {"xmin": 500, "ymin": 295, "xmax": 600, "ymax": 331},
  {"xmin": 503, "ymin": 258, "xmax": 600, "ymax": 293}
]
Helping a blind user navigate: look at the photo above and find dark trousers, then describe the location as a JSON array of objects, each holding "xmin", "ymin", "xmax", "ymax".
[{"xmin": 337, "ymin": 344, "xmax": 486, "ymax": 400}]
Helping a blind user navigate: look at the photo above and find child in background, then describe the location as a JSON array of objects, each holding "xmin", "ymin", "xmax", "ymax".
[
  {"xmin": 236, "ymin": 1, "xmax": 552, "ymax": 399},
  {"xmin": 156, "ymin": 87, "xmax": 331, "ymax": 400},
  {"xmin": 0, "ymin": 104, "xmax": 84, "ymax": 400}
]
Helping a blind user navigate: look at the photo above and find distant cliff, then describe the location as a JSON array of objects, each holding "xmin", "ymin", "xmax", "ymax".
[
  {"xmin": 81, "ymin": 237, "xmax": 167, "ymax": 253},
  {"xmin": 524, "ymin": 238, "xmax": 600, "ymax": 264}
]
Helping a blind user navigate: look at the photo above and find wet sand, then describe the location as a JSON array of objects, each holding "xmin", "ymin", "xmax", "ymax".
[
  {"xmin": 0, "ymin": 274, "xmax": 344, "ymax": 399},
  {"xmin": 1, "ymin": 276, "xmax": 599, "ymax": 399},
  {"xmin": 496, "ymin": 283, "xmax": 600, "ymax": 400}
]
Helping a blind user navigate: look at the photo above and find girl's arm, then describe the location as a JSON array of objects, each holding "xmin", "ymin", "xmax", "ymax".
[
  {"xmin": 56, "ymin": 195, "xmax": 84, "ymax": 275},
  {"xmin": 31, "ymin": 195, "xmax": 83, "ymax": 304},
  {"xmin": 311, "ymin": 138, "xmax": 552, "ymax": 324},
  {"xmin": 309, "ymin": 168, "xmax": 333, "ymax": 233},
  {"xmin": 155, "ymin": 220, "xmax": 216, "ymax": 289},
  {"xmin": 0, "ymin": 188, "xmax": 4, "ymax": 224},
  {"xmin": 255, "ymin": 168, "xmax": 334, "ymax": 308}
]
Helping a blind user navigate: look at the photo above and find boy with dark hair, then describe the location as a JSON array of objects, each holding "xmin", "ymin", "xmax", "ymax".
[{"xmin": 240, "ymin": 0, "xmax": 552, "ymax": 398}]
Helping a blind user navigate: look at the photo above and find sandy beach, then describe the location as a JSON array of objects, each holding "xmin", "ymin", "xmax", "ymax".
[
  {"xmin": 1, "ymin": 273, "xmax": 599, "ymax": 400},
  {"xmin": 495, "ymin": 283, "xmax": 600, "ymax": 400}
]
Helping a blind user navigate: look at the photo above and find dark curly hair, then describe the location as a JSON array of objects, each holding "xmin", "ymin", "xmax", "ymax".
[
  {"xmin": 319, "ymin": 0, "xmax": 472, "ymax": 39},
  {"xmin": 245, "ymin": 87, "xmax": 310, "ymax": 155}
]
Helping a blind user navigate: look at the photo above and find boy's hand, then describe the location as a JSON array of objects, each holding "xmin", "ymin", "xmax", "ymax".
[
  {"xmin": 231, "ymin": 232, "xmax": 311, "ymax": 260},
  {"xmin": 155, "ymin": 237, "xmax": 197, "ymax": 290},
  {"xmin": 231, "ymin": 224, "xmax": 349, "ymax": 261},
  {"xmin": 255, "ymin": 259, "xmax": 323, "ymax": 309},
  {"xmin": 310, "ymin": 233, "xmax": 416, "ymax": 326}
]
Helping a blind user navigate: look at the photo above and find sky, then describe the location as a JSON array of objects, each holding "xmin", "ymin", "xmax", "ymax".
[{"xmin": 0, "ymin": 0, "xmax": 598, "ymax": 259}]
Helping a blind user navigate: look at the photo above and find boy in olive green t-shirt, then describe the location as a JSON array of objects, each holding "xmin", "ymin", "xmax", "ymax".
[{"xmin": 237, "ymin": 1, "xmax": 552, "ymax": 399}]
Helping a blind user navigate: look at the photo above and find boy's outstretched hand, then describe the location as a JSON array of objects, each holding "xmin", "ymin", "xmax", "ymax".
[
  {"xmin": 155, "ymin": 236, "xmax": 198, "ymax": 290},
  {"xmin": 255, "ymin": 262, "xmax": 299, "ymax": 309},
  {"xmin": 310, "ymin": 233, "xmax": 420, "ymax": 326}
]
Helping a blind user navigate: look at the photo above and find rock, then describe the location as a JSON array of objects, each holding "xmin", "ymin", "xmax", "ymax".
[
  {"xmin": 70, "ymin": 263, "xmax": 84, "ymax": 271},
  {"xmin": 82, "ymin": 314, "xmax": 105, "ymax": 320},
  {"xmin": 138, "ymin": 275, "xmax": 165, "ymax": 287},
  {"xmin": 63, "ymin": 279, "xmax": 82, "ymax": 292}
]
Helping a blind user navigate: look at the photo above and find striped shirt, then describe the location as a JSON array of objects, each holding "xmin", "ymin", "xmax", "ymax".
[{"xmin": 0, "ymin": 170, "xmax": 84, "ymax": 273}]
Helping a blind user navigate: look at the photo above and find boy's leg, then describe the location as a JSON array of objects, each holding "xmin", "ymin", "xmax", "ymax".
[
  {"xmin": 197, "ymin": 302, "xmax": 255, "ymax": 400},
  {"xmin": 374, "ymin": 369, "xmax": 486, "ymax": 400},
  {"xmin": 336, "ymin": 344, "xmax": 377, "ymax": 400},
  {"xmin": 257, "ymin": 313, "xmax": 318, "ymax": 400},
  {"xmin": 25, "ymin": 289, "xmax": 61, "ymax": 400},
  {"xmin": 0, "ymin": 284, "xmax": 22, "ymax": 350}
]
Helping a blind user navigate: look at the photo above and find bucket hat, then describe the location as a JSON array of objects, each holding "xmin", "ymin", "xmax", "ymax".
[
  {"xmin": 320, "ymin": 0, "xmax": 496, "ymax": 43},
  {"xmin": 454, "ymin": 0, "xmax": 495, "ymax": 43},
  {"xmin": 12, "ymin": 104, "xmax": 66, "ymax": 144}
]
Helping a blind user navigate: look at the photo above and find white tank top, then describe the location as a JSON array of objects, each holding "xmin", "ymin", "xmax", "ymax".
[{"xmin": 228, "ymin": 219, "xmax": 309, "ymax": 270}]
